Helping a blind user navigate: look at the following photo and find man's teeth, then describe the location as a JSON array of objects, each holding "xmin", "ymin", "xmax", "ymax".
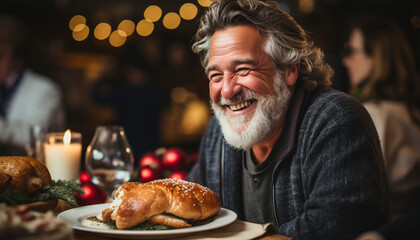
[{"xmin": 229, "ymin": 100, "xmax": 251, "ymax": 111}]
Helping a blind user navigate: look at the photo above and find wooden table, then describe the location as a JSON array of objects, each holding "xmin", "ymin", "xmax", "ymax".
[{"xmin": 73, "ymin": 229, "xmax": 292, "ymax": 240}]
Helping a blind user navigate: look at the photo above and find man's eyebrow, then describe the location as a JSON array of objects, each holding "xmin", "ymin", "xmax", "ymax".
[
  {"xmin": 205, "ymin": 64, "xmax": 218, "ymax": 75},
  {"xmin": 232, "ymin": 58, "xmax": 257, "ymax": 66},
  {"xmin": 205, "ymin": 58, "xmax": 257, "ymax": 75}
]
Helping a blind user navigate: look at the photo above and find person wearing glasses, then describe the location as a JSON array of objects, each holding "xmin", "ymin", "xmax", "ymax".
[{"xmin": 342, "ymin": 16, "xmax": 420, "ymax": 221}]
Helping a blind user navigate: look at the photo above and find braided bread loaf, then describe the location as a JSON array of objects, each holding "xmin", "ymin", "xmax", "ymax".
[{"xmin": 102, "ymin": 178, "xmax": 221, "ymax": 230}]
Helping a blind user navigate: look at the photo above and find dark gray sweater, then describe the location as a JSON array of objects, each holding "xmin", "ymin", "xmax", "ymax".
[{"xmin": 188, "ymin": 86, "xmax": 389, "ymax": 240}]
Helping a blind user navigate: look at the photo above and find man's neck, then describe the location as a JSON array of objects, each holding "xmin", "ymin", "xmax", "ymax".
[
  {"xmin": 251, "ymin": 87, "xmax": 295, "ymax": 165},
  {"xmin": 251, "ymin": 116, "xmax": 285, "ymax": 165}
]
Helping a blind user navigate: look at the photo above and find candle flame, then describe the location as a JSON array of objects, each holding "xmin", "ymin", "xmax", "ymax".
[{"xmin": 64, "ymin": 129, "xmax": 71, "ymax": 145}]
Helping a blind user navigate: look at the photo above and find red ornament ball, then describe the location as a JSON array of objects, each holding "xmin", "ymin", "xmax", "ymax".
[
  {"xmin": 140, "ymin": 167, "xmax": 162, "ymax": 182},
  {"xmin": 169, "ymin": 171, "xmax": 188, "ymax": 180},
  {"xmin": 139, "ymin": 152, "xmax": 163, "ymax": 172},
  {"xmin": 79, "ymin": 171, "xmax": 91, "ymax": 183},
  {"xmin": 75, "ymin": 181, "xmax": 106, "ymax": 206},
  {"xmin": 162, "ymin": 148, "xmax": 187, "ymax": 171}
]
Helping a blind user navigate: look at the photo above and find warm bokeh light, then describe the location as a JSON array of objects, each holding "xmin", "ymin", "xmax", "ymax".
[
  {"xmin": 109, "ymin": 30, "xmax": 127, "ymax": 47},
  {"xmin": 144, "ymin": 5, "xmax": 162, "ymax": 22},
  {"xmin": 118, "ymin": 19, "xmax": 135, "ymax": 36},
  {"xmin": 299, "ymin": 0, "xmax": 314, "ymax": 13},
  {"xmin": 73, "ymin": 24, "xmax": 85, "ymax": 32},
  {"xmin": 181, "ymin": 100, "xmax": 210, "ymax": 135},
  {"xmin": 69, "ymin": 15, "xmax": 86, "ymax": 30},
  {"xmin": 171, "ymin": 87, "xmax": 188, "ymax": 103},
  {"xmin": 163, "ymin": 12, "xmax": 181, "ymax": 30},
  {"xmin": 94, "ymin": 23, "xmax": 111, "ymax": 40},
  {"xmin": 136, "ymin": 19, "xmax": 154, "ymax": 36},
  {"xmin": 179, "ymin": 3, "xmax": 198, "ymax": 20},
  {"xmin": 197, "ymin": 0, "xmax": 213, "ymax": 7},
  {"xmin": 72, "ymin": 24, "xmax": 89, "ymax": 41}
]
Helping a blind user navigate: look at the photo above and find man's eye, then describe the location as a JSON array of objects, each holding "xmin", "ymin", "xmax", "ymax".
[
  {"xmin": 209, "ymin": 73, "xmax": 222, "ymax": 81},
  {"xmin": 237, "ymin": 68, "xmax": 250, "ymax": 75}
]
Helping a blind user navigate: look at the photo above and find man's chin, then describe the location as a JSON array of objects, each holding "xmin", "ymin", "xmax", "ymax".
[
  {"xmin": 215, "ymin": 114, "xmax": 257, "ymax": 149},
  {"xmin": 218, "ymin": 110, "xmax": 254, "ymax": 133}
]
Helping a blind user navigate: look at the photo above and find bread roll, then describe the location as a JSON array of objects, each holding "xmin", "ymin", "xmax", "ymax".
[
  {"xmin": 0, "ymin": 156, "xmax": 52, "ymax": 194},
  {"xmin": 105, "ymin": 179, "xmax": 221, "ymax": 230},
  {"xmin": 100, "ymin": 182, "xmax": 144, "ymax": 222}
]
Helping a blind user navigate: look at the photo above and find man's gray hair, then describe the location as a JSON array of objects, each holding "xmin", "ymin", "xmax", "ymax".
[{"xmin": 192, "ymin": 0, "xmax": 333, "ymax": 90}]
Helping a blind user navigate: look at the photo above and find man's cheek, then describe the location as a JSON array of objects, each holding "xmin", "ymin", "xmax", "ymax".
[{"xmin": 209, "ymin": 87, "xmax": 220, "ymax": 105}]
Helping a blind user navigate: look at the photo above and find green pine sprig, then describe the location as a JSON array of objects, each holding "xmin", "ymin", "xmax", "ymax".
[{"xmin": 0, "ymin": 179, "xmax": 84, "ymax": 207}]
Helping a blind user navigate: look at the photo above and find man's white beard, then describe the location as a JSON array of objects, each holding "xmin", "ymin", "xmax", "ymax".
[{"xmin": 211, "ymin": 73, "xmax": 291, "ymax": 150}]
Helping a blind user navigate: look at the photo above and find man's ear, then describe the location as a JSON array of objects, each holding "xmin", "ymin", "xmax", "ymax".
[{"xmin": 284, "ymin": 63, "xmax": 300, "ymax": 86}]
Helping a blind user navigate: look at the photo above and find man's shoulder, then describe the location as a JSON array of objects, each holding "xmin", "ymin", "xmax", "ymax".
[
  {"xmin": 302, "ymin": 87, "xmax": 372, "ymax": 125},
  {"xmin": 309, "ymin": 87, "xmax": 359, "ymax": 107},
  {"xmin": 306, "ymin": 87, "xmax": 365, "ymax": 113}
]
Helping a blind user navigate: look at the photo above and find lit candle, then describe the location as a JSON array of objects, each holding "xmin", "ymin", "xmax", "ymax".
[{"xmin": 44, "ymin": 129, "xmax": 82, "ymax": 181}]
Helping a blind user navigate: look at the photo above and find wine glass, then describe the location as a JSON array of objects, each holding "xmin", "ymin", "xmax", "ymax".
[
  {"xmin": 85, "ymin": 126, "xmax": 134, "ymax": 202},
  {"xmin": 27, "ymin": 125, "xmax": 45, "ymax": 162}
]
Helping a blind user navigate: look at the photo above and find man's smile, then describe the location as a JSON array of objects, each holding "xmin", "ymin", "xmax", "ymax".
[{"xmin": 224, "ymin": 99, "xmax": 255, "ymax": 111}]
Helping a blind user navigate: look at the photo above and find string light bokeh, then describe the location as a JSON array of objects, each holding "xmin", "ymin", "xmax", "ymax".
[{"xmin": 70, "ymin": 1, "xmax": 212, "ymax": 47}]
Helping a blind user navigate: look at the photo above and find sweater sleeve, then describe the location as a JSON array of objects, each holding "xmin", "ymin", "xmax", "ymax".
[
  {"xmin": 187, "ymin": 117, "xmax": 220, "ymax": 186},
  {"xmin": 279, "ymin": 92, "xmax": 389, "ymax": 240},
  {"xmin": 186, "ymin": 126, "xmax": 210, "ymax": 186}
]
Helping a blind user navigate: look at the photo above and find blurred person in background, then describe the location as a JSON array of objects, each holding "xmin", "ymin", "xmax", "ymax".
[
  {"xmin": 91, "ymin": 53, "xmax": 163, "ymax": 163},
  {"xmin": 0, "ymin": 14, "xmax": 66, "ymax": 156},
  {"xmin": 342, "ymin": 16, "xmax": 420, "ymax": 221},
  {"xmin": 187, "ymin": 0, "xmax": 388, "ymax": 239}
]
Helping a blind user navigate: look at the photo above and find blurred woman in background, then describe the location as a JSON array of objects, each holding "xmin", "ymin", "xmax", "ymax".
[{"xmin": 342, "ymin": 16, "xmax": 420, "ymax": 221}]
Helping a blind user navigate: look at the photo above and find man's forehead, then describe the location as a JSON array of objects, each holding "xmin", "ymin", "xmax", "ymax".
[
  {"xmin": 211, "ymin": 25, "xmax": 262, "ymax": 45},
  {"xmin": 207, "ymin": 25, "xmax": 266, "ymax": 66}
]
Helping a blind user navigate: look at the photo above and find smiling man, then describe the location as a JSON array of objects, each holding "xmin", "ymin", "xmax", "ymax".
[{"xmin": 187, "ymin": 0, "xmax": 388, "ymax": 239}]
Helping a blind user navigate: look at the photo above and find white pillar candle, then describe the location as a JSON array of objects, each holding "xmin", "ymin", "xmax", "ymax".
[{"xmin": 44, "ymin": 130, "xmax": 82, "ymax": 181}]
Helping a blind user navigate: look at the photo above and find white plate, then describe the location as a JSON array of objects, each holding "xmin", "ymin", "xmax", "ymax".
[{"xmin": 57, "ymin": 203, "xmax": 237, "ymax": 239}]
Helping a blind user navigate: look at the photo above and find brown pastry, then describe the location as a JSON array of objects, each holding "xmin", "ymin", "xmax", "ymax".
[
  {"xmin": 0, "ymin": 156, "xmax": 52, "ymax": 194},
  {"xmin": 100, "ymin": 182, "xmax": 144, "ymax": 222},
  {"xmin": 148, "ymin": 214, "xmax": 192, "ymax": 228},
  {"xmin": 103, "ymin": 178, "xmax": 221, "ymax": 230}
]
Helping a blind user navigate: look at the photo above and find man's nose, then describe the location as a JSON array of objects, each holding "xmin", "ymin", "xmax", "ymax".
[{"xmin": 221, "ymin": 74, "xmax": 241, "ymax": 99}]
